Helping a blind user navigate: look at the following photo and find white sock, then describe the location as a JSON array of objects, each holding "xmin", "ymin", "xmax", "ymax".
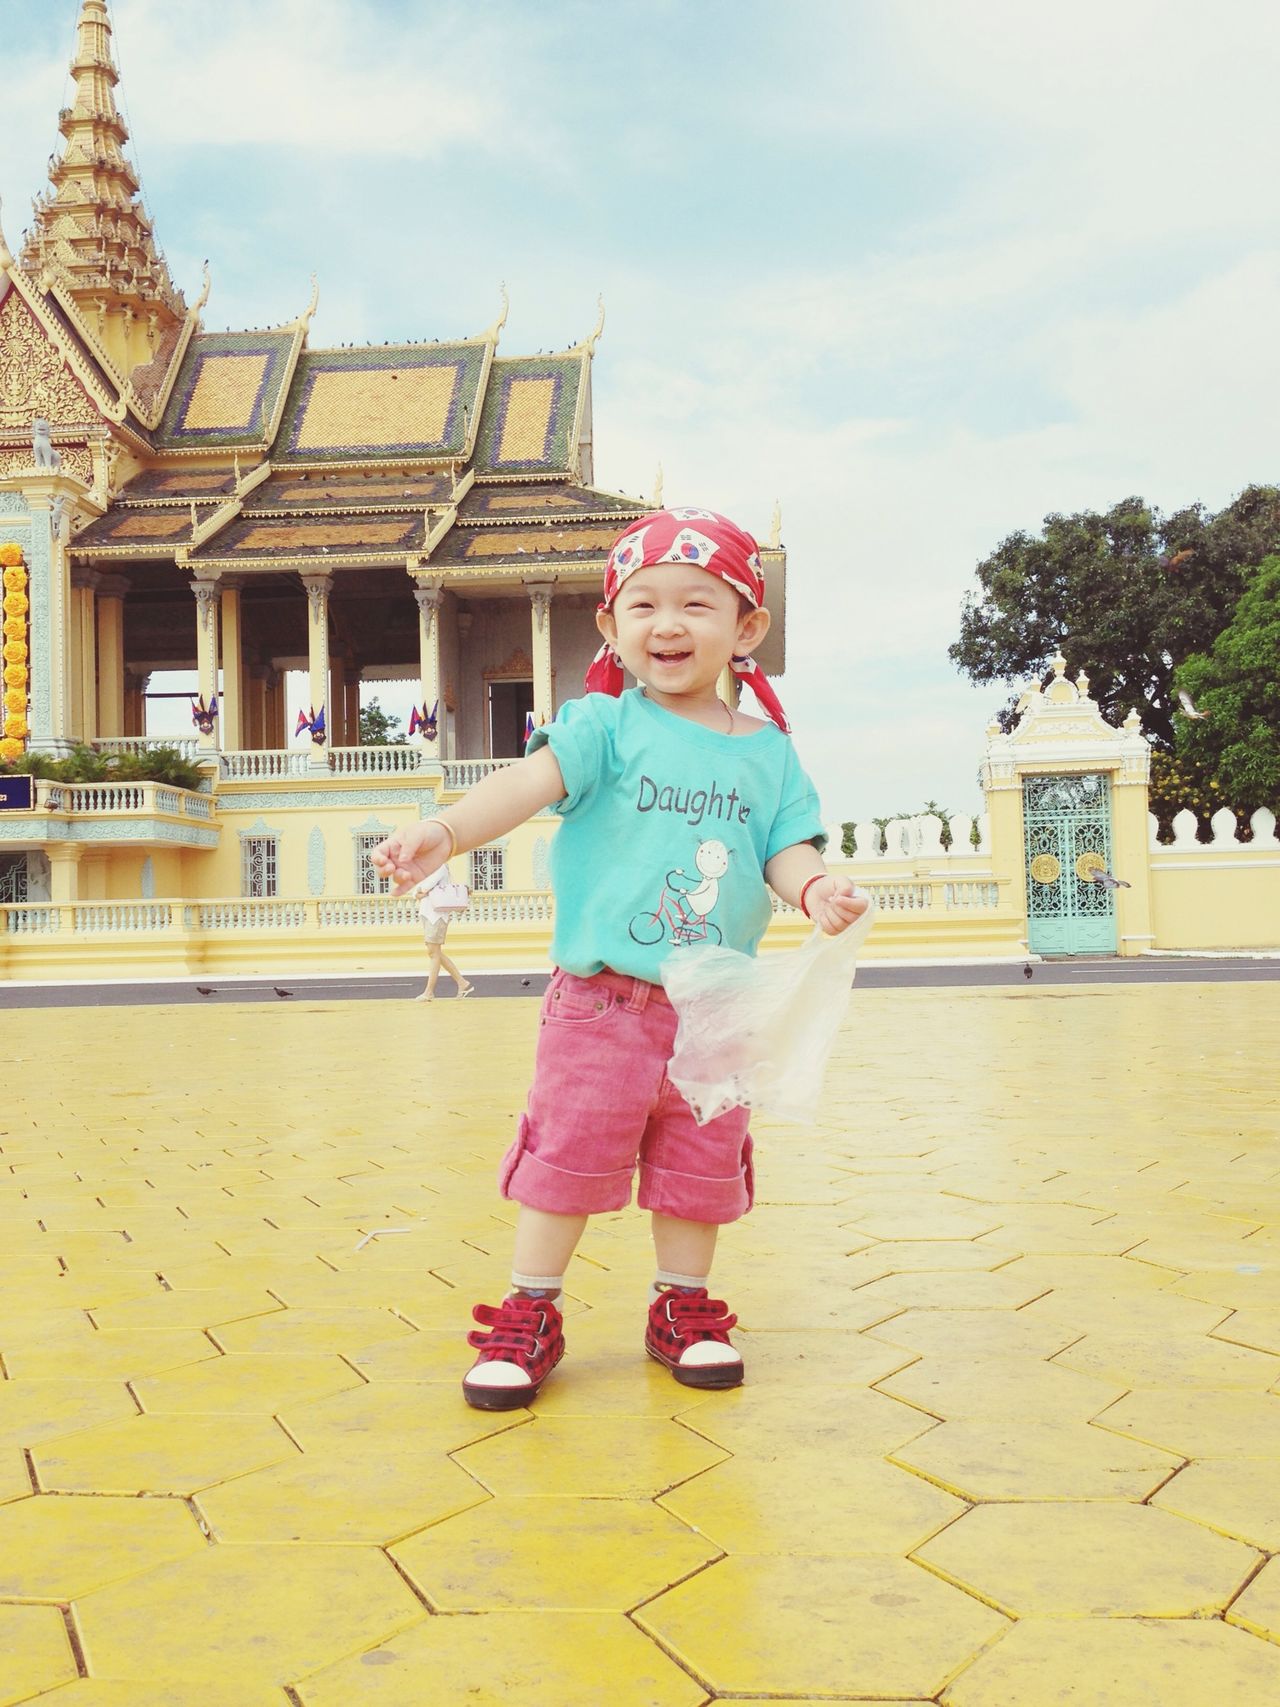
[
  {"xmin": 648, "ymin": 1269, "xmax": 708, "ymax": 1305},
  {"xmin": 510, "ymin": 1270, "xmax": 563, "ymax": 1307}
]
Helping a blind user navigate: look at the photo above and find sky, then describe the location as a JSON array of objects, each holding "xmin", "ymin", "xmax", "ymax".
[{"xmin": 5, "ymin": 0, "xmax": 1279, "ymax": 823}]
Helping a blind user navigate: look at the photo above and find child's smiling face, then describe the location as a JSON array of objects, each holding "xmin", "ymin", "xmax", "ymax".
[{"xmin": 597, "ymin": 563, "xmax": 769, "ymax": 703}]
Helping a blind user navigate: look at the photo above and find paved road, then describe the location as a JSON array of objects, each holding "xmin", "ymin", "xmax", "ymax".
[{"xmin": 1, "ymin": 955, "xmax": 1277, "ymax": 1007}]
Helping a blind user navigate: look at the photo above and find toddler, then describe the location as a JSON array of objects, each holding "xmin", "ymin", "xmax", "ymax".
[{"xmin": 373, "ymin": 507, "xmax": 865, "ymax": 1409}]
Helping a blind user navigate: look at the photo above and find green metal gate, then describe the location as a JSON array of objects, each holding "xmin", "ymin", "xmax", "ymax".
[{"xmin": 1023, "ymin": 773, "xmax": 1116, "ymax": 956}]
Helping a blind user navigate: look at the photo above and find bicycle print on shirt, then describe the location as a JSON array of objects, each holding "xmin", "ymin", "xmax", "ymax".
[{"xmin": 629, "ymin": 838, "xmax": 731, "ymax": 947}]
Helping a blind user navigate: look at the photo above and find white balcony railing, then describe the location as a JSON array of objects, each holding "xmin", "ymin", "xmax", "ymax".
[
  {"xmin": 34, "ymin": 780, "xmax": 213, "ymax": 820},
  {"xmin": 1, "ymin": 891, "xmax": 555, "ymax": 937},
  {"xmin": 94, "ymin": 737, "xmax": 201, "ymax": 760}
]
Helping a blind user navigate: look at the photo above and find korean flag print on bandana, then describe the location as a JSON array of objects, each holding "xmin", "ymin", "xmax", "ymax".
[
  {"xmin": 667, "ymin": 507, "xmax": 720, "ymax": 522},
  {"xmin": 607, "ymin": 525, "xmax": 650, "ymax": 590},
  {"xmin": 661, "ymin": 527, "xmax": 721, "ymax": 568}
]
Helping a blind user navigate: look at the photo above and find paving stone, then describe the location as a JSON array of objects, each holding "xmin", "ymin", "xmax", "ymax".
[
  {"xmin": 637, "ymin": 1554, "xmax": 1007, "ymax": 1697},
  {"xmin": 1054, "ymin": 1326, "xmax": 1280, "ymax": 1389},
  {"xmin": 893, "ymin": 1417, "xmax": 1182, "ymax": 1501},
  {"xmin": 1228, "ymin": 1556, "xmax": 1280, "ymax": 1643},
  {"xmin": 210, "ymin": 1306, "xmax": 416, "ymax": 1354},
  {"xmin": 1153, "ymin": 1457, "xmax": 1280, "ymax": 1550},
  {"xmin": 0, "ymin": 1491, "xmax": 205, "ymax": 1597},
  {"xmin": 676, "ymin": 1383, "xmax": 937, "ymax": 1457},
  {"xmin": 391, "ymin": 1496, "xmax": 719, "ymax": 1609},
  {"xmin": 32, "ymin": 1413, "xmax": 297, "ymax": 1495},
  {"xmin": 76, "ymin": 1545, "xmax": 426, "ymax": 1687},
  {"xmin": 89, "ymin": 1288, "xmax": 285, "ymax": 1332},
  {"xmin": 0, "ymin": 1602, "xmax": 78, "ymax": 1706},
  {"xmin": 293, "ymin": 1611, "xmax": 705, "ymax": 1706},
  {"xmin": 278, "ymin": 1379, "xmax": 526, "ymax": 1455},
  {"xmin": 660, "ymin": 1451, "xmax": 965, "ymax": 1555},
  {"xmin": 941, "ymin": 1616, "xmax": 1280, "ymax": 1705},
  {"xmin": 195, "ymin": 1445, "xmax": 490, "ymax": 1544},
  {"xmin": 867, "ymin": 1307, "xmax": 1082, "ymax": 1360},
  {"xmin": 38, "ymin": 1681, "xmax": 291, "ymax": 1705},
  {"xmin": 1093, "ymin": 1387, "xmax": 1280, "ymax": 1458},
  {"xmin": 918, "ymin": 1500, "xmax": 1260, "ymax": 1616},
  {"xmin": 0, "ymin": 1449, "xmax": 33, "ymax": 1503},
  {"xmin": 131, "ymin": 1352, "xmax": 364, "ymax": 1415},
  {"xmin": 879, "ymin": 1351, "xmax": 1124, "ymax": 1421},
  {"xmin": 1214, "ymin": 1308, "xmax": 1280, "ymax": 1356},
  {"xmin": 2, "ymin": 1328, "xmax": 220, "ymax": 1381},
  {"xmin": 455, "ymin": 1414, "xmax": 726, "ymax": 1498}
]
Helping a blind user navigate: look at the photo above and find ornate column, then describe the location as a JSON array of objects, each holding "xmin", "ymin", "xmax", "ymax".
[
  {"xmin": 246, "ymin": 664, "xmax": 266, "ymax": 749},
  {"xmin": 329, "ymin": 650, "xmax": 348, "ymax": 747},
  {"xmin": 4, "ymin": 476, "xmax": 83, "ymax": 755},
  {"xmin": 525, "ymin": 579, "xmax": 555, "ymax": 729},
  {"xmin": 344, "ymin": 674, "xmax": 361, "ymax": 746},
  {"xmin": 189, "ymin": 573, "xmax": 221, "ymax": 752},
  {"xmin": 95, "ymin": 574, "xmax": 127, "ymax": 737},
  {"xmin": 219, "ymin": 580, "xmax": 244, "ymax": 750},
  {"xmin": 300, "ymin": 573, "xmax": 332, "ymax": 744},
  {"xmin": 70, "ymin": 567, "xmax": 98, "ymax": 742},
  {"xmin": 262, "ymin": 666, "xmax": 282, "ymax": 749},
  {"xmin": 412, "ymin": 579, "xmax": 444, "ymax": 746},
  {"xmin": 47, "ymin": 844, "xmax": 83, "ymax": 904}
]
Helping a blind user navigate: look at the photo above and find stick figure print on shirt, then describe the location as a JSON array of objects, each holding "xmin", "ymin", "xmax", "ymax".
[{"xmin": 629, "ymin": 838, "xmax": 730, "ymax": 947}]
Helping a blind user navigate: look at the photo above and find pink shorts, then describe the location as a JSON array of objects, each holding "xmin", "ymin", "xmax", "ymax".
[{"xmin": 499, "ymin": 968, "xmax": 754, "ymax": 1224}]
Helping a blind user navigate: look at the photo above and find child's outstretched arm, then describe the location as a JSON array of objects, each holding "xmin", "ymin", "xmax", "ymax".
[
  {"xmin": 765, "ymin": 841, "xmax": 868, "ymax": 936},
  {"xmin": 371, "ymin": 746, "xmax": 566, "ymax": 893}
]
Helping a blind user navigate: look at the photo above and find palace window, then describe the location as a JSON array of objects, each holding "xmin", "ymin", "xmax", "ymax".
[
  {"xmin": 241, "ymin": 837, "xmax": 277, "ymax": 898},
  {"xmin": 0, "ymin": 854, "xmax": 28, "ymax": 904},
  {"xmin": 356, "ymin": 833, "xmax": 392, "ymax": 895},
  {"xmin": 470, "ymin": 845, "xmax": 505, "ymax": 891}
]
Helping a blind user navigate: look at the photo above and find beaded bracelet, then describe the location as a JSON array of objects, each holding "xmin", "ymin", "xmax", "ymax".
[{"xmin": 799, "ymin": 873, "xmax": 825, "ymax": 919}]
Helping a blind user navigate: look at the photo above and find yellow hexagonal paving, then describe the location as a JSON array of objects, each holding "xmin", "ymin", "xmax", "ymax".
[
  {"xmin": 1227, "ymin": 1555, "xmax": 1280, "ymax": 1643},
  {"xmin": 455, "ymin": 1413, "xmax": 726, "ymax": 1498},
  {"xmin": 893, "ymin": 1416, "xmax": 1181, "ymax": 1501},
  {"xmin": 941, "ymin": 1616, "xmax": 1280, "ymax": 1705},
  {"xmin": 293, "ymin": 1611, "xmax": 705, "ymax": 1706},
  {"xmin": 390, "ymin": 1496, "xmax": 719, "ymax": 1609},
  {"xmin": 638, "ymin": 1553, "xmax": 1007, "ymax": 1697},
  {"xmin": 0, "ymin": 1603, "xmax": 79, "ymax": 1705},
  {"xmin": 660, "ymin": 1450, "xmax": 965, "ymax": 1555},
  {"xmin": 32, "ymin": 1413, "xmax": 297, "ymax": 1495},
  {"xmin": 194, "ymin": 1445, "xmax": 490, "ymax": 1544},
  {"xmin": 0, "ymin": 982, "xmax": 1276, "ymax": 1697},
  {"xmin": 75, "ymin": 1544, "xmax": 426, "ymax": 1687},
  {"xmin": 918, "ymin": 1500, "xmax": 1260, "ymax": 1616},
  {"xmin": 1153, "ymin": 1456, "xmax": 1280, "ymax": 1550},
  {"xmin": 0, "ymin": 1492, "xmax": 205, "ymax": 1598}
]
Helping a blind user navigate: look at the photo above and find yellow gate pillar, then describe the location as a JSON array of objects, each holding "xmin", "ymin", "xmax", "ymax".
[
  {"xmin": 47, "ymin": 844, "xmax": 83, "ymax": 904},
  {"xmin": 219, "ymin": 581, "xmax": 244, "ymax": 750}
]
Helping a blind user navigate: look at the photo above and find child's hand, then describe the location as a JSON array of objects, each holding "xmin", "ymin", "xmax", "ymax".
[
  {"xmin": 371, "ymin": 821, "xmax": 454, "ymax": 894},
  {"xmin": 806, "ymin": 875, "xmax": 869, "ymax": 936}
]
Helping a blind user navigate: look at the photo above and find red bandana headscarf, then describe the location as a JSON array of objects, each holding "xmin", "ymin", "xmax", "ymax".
[{"xmin": 584, "ymin": 507, "xmax": 791, "ymax": 733}]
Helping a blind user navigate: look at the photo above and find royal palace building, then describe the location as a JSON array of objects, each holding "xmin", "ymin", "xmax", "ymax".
[{"xmin": 0, "ymin": 1, "xmax": 787, "ymax": 968}]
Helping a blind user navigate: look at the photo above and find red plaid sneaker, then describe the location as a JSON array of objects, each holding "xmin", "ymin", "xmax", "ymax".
[
  {"xmin": 463, "ymin": 1294, "xmax": 565, "ymax": 1411},
  {"xmin": 645, "ymin": 1288, "xmax": 743, "ymax": 1389}
]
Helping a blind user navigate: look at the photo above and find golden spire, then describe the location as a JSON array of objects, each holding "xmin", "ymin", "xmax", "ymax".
[{"xmin": 21, "ymin": 0, "xmax": 184, "ymax": 377}]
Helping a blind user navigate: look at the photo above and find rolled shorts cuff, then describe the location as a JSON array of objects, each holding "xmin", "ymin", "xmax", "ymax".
[
  {"xmin": 636, "ymin": 1157, "xmax": 753, "ymax": 1225},
  {"xmin": 501, "ymin": 1142, "xmax": 636, "ymax": 1216}
]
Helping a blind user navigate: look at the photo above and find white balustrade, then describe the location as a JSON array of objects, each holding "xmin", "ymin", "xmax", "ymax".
[
  {"xmin": 3, "ymin": 906, "xmax": 62, "ymax": 935},
  {"xmin": 190, "ymin": 900, "xmax": 308, "ymax": 930},
  {"xmin": 441, "ymin": 759, "xmax": 517, "ymax": 791},
  {"xmin": 326, "ymin": 746, "xmax": 432, "ymax": 775},
  {"xmin": 94, "ymin": 737, "xmax": 200, "ymax": 760},
  {"xmin": 219, "ymin": 751, "xmax": 309, "ymax": 779},
  {"xmin": 74, "ymin": 903, "xmax": 175, "ymax": 934},
  {"xmin": 1251, "ymin": 808, "xmax": 1279, "ymax": 849}
]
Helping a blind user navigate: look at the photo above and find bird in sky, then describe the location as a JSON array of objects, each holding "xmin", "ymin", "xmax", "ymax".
[
  {"xmin": 1177, "ymin": 689, "xmax": 1209, "ymax": 720},
  {"xmin": 1089, "ymin": 870, "xmax": 1131, "ymax": 890}
]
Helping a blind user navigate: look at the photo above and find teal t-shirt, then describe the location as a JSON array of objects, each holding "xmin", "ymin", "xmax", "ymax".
[{"xmin": 528, "ymin": 688, "xmax": 826, "ymax": 985}]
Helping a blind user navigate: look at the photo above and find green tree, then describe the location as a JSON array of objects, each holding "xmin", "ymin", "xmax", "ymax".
[
  {"xmin": 1173, "ymin": 555, "xmax": 1280, "ymax": 811},
  {"xmin": 950, "ymin": 486, "xmax": 1280, "ymax": 747},
  {"xmin": 358, "ymin": 697, "xmax": 405, "ymax": 745}
]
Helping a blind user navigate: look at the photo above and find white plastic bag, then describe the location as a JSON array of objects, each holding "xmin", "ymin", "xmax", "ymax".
[{"xmin": 662, "ymin": 896, "xmax": 875, "ymax": 1126}]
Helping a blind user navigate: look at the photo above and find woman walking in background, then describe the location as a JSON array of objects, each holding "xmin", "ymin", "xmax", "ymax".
[{"xmin": 412, "ymin": 866, "xmax": 474, "ymax": 1002}]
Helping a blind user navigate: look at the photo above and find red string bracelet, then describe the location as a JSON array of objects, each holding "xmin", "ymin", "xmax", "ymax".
[{"xmin": 799, "ymin": 874, "xmax": 825, "ymax": 919}]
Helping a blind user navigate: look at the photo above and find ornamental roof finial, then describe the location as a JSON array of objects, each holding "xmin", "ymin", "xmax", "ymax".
[
  {"xmin": 193, "ymin": 260, "xmax": 212, "ymax": 314},
  {"xmin": 769, "ymin": 499, "xmax": 782, "ymax": 549},
  {"xmin": 1051, "ymin": 648, "xmax": 1068, "ymax": 678},
  {"xmin": 652, "ymin": 463, "xmax": 663, "ymax": 507},
  {"xmin": 578, "ymin": 294, "xmax": 605, "ymax": 356},
  {"xmin": 0, "ymin": 196, "xmax": 12, "ymax": 269},
  {"xmin": 298, "ymin": 272, "xmax": 320, "ymax": 332}
]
